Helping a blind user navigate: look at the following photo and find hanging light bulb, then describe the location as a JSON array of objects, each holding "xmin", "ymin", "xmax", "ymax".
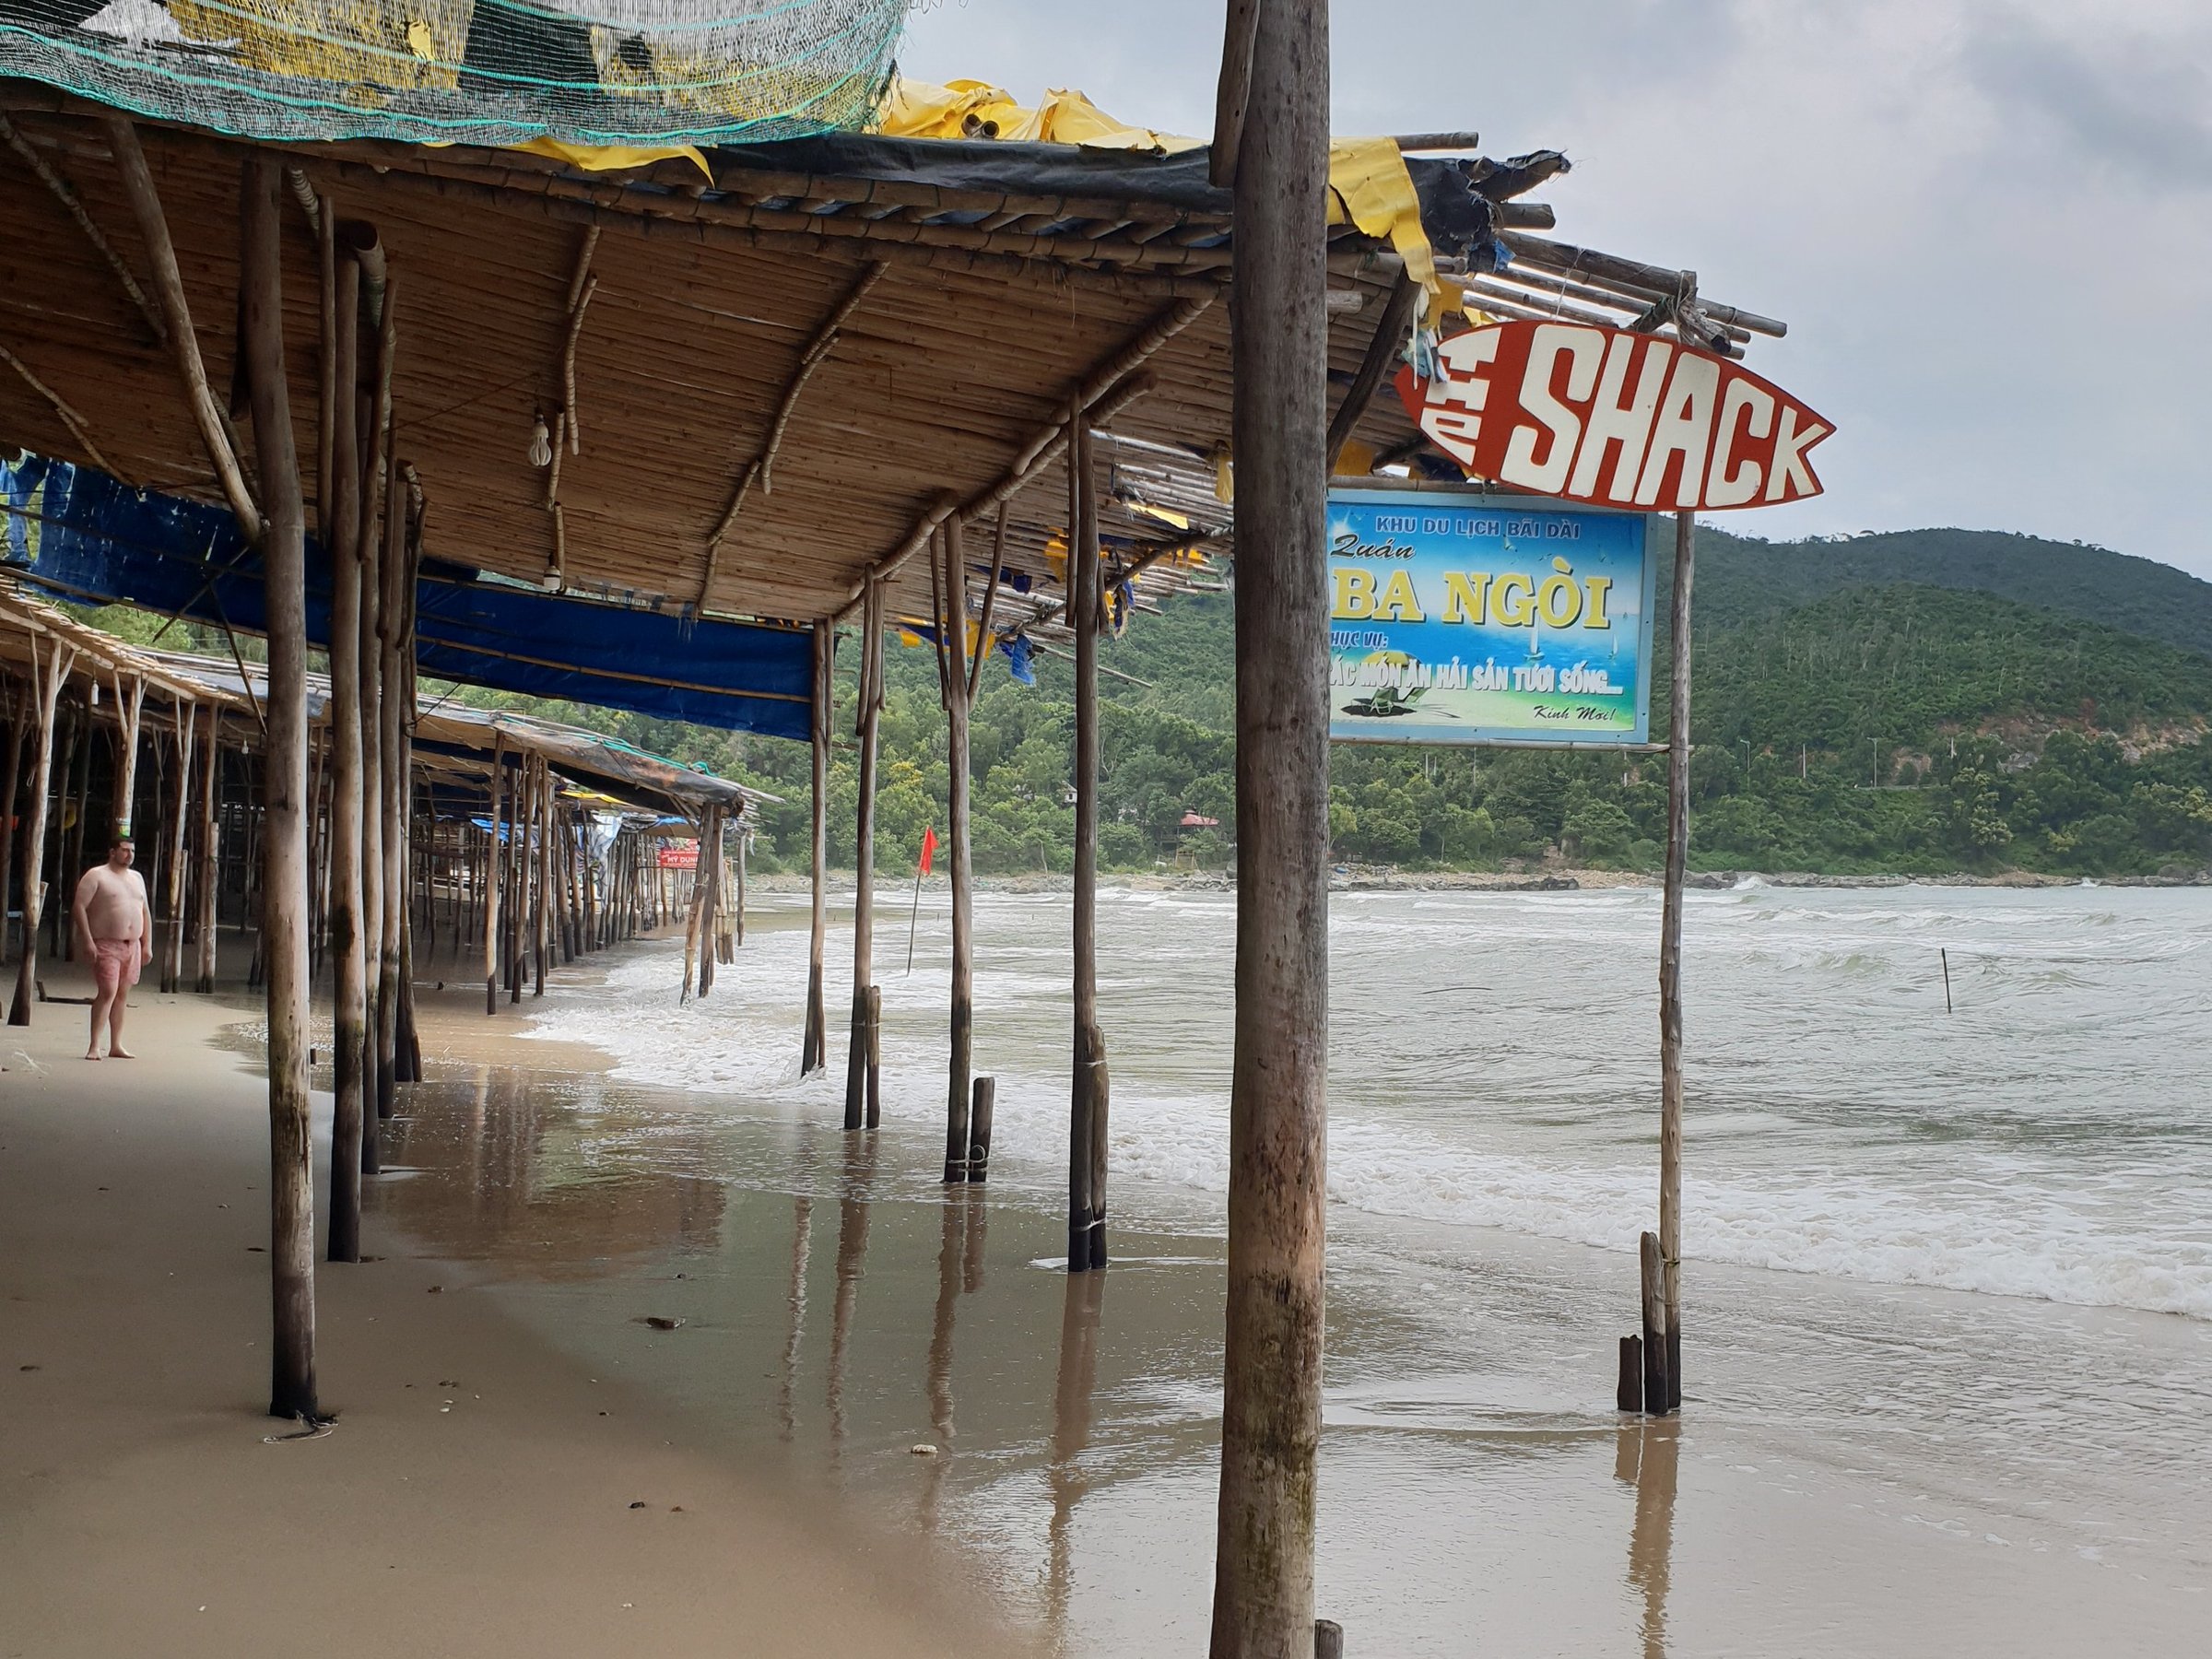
[
  {"xmin": 527, "ymin": 412, "xmax": 552, "ymax": 469},
  {"xmin": 541, "ymin": 559, "xmax": 562, "ymax": 592}
]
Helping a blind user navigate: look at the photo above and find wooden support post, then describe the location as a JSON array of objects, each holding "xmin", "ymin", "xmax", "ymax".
[
  {"xmin": 1618, "ymin": 1334, "xmax": 1645, "ymax": 1414},
  {"xmin": 1069, "ymin": 407, "xmax": 1108, "ymax": 1270},
  {"xmin": 679, "ymin": 830, "xmax": 705, "ymax": 1002},
  {"xmin": 1640, "ymin": 1230, "xmax": 1670, "ymax": 1417},
  {"xmin": 483, "ymin": 735, "xmax": 501, "ymax": 1013},
  {"xmin": 696, "ymin": 805, "xmax": 720, "ymax": 997},
  {"xmin": 968, "ymin": 1077, "xmax": 994, "ymax": 1182},
  {"xmin": 802, "ymin": 620, "xmax": 830, "ymax": 1074},
  {"xmin": 1211, "ymin": 1, "xmax": 1331, "ymax": 1649},
  {"xmin": 394, "ymin": 514, "xmax": 423, "ymax": 1082},
  {"xmin": 732, "ymin": 821, "xmax": 747, "ymax": 948},
  {"xmin": 0, "ymin": 683, "xmax": 22, "ymax": 966},
  {"xmin": 865, "ymin": 982, "xmax": 882, "ymax": 1130},
  {"xmin": 943, "ymin": 515, "xmax": 974, "ymax": 1184},
  {"xmin": 193, "ymin": 708, "xmax": 218, "ymax": 994},
  {"xmin": 324, "ymin": 249, "xmax": 368, "ymax": 1259},
  {"xmin": 8, "ymin": 638, "xmax": 73, "ymax": 1025},
  {"xmin": 532, "ymin": 760, "xmax": 550, "ymax": 995},
  {"xmin": 843, "ymin": 585, "xmax": 883, "ymax": 1131},
  {"xmin": 359, "ymin": 412, "xmax": 386, "ymax": 1122},
  {"xmin": 506, "ymin": 755, "xmax": 524, "ymax": 999},
  {"xmin": 1657, "ymin": 510, "xmax": 1694, "ymax": 1413},
  {"xmin": 375, "ymin": 453, "xmax": 406, "ymax": 1115},
  {"xmin": 559, "ymin": 802, "xmax": 579, "ymax": 959},
  {"xmin": 1314, "ymin": 1622, "xmax": 1344, "ymax": 1659},
  {"xmin": 242, "ymin": 152, "xmax": 318, "ymax": 1421},
  {"xmin": 580, "ymin": 810, "xmax": 597, "ymax": 951},
  {"xmin": 111, "ymin": 676, "xmax": 146, "ymax": 840}
]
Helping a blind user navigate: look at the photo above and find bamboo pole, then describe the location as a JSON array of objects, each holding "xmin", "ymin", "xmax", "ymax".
[
  {"xmin": 375, "ymin": 454, "xmax": 406, "ymax": 1114},
  {"xmin": 1210, "ymin": 2, "xmax": 1331, "ymax": 1649},
  {"xmin": 942, "ymin": 514, "xmax": 973, "ymax": 1185},
  {"xmin": 1209, "ymin": 0, "xmax": 1262, "ymax": 188},
  {"xmin": 315, "ymin": 203, "xmax": 335, "ymax": 547},
  {"xmin": 843, "ymin": 582, "xmax": 883, "ymax": 1132},
  {"xmin": 56, "ymin": 708, "xmax": 88, "ymax": 962},
  {"xmin": 1655, "ymin": 510, "xmax": 1695, "ymax": 1413},
  {"xmin": 101, "ymin": 117, "xmax": 262, "ymax": 540},
  {"xmin": 193, "ymin": 707, "xmax": 218, "ymax": 994},
  {"xmin": 8, "ymin": 637, "xmax": 73, "ymax": 1026},
  {"xmin": 324, "ymin": 250, "xmax": 368, "ymax": 1259},
  {"xmin": 1069, "ymin": 406, "xmax": 1107, "ymax": 1269},
  {"xmin": 1325, "ymin": 270, "xmax": 1418, "ymax": 473},
  {"xmin": 802, "ymin": 620, "xmax": 830, "ymax": 1074},
  {"xmin": 242, "ymin": 152, "xmax": 319, "ymax": 1422},
  {"xmin": 160, "ymin": 707, "xmax": 193, "ymax": 994}
]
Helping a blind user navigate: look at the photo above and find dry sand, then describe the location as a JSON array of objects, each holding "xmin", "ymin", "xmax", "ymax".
[{"xmin": 0, "ymin": 959, "xmax": 1040, "ymax": 1659}]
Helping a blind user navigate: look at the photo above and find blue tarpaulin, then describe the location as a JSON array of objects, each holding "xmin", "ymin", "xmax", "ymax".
[{"xmin": 1, "ymin": 453, "xmax": 813, "ymax": 740}]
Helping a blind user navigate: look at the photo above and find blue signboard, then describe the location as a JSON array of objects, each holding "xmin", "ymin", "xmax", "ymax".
[{"xmin": 1327, "ymin": 488, "xmax": 1657, "ymax": 747}]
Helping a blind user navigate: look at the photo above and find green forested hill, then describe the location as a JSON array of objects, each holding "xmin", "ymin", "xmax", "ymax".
[
  {"xmin": 1683, "ymin": 525, "xmax": 2212, "ymax": 658},
  {"xmin": 252, "ymin": 524, "xmax": 2206, "ymax": 881}
]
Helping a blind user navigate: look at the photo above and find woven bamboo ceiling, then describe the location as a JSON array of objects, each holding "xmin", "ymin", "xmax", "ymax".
[{"xmin": 0, "ymin": 87, "xmax": 1781, "ymax": 639}]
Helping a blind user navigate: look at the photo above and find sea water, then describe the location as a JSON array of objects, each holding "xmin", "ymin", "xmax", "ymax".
[
  {"xmin": 412, "ymin": 882, "xmax": 2212, "ymax": 1653},
  {"xmin": 524, "ymin": 882, "xmax": 2212, "ymax": 1323}
]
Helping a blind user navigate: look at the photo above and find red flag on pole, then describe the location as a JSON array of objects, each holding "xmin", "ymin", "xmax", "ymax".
[{"xmin": 919, "ymin": 826, "xmax": 938, "ymax": 876}]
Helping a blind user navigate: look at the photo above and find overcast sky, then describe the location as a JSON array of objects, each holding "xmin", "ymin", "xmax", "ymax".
[{"xmin": 899, "ymin": 2, "xmax": 2212, "ymax": 579}]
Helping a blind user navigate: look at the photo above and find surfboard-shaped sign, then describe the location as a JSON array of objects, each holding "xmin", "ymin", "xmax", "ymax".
[{"xmin": 1393, "ymin": 320, "xmax": 1831, "ymax": 512}]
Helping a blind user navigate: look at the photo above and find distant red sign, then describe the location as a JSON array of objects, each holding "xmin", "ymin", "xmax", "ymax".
[
  {"xmin": 1394, "ymin": 320, "xmax": 1830, "ymax": 512},
  {"xmin": 658, "ymin": 841, "xmax": 699, "ymax": 870}
]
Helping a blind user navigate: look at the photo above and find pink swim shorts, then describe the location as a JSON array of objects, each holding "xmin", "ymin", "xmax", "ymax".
[{"xmin": 92, "ymin": 936, "xmax": 144, "ymax": 994}]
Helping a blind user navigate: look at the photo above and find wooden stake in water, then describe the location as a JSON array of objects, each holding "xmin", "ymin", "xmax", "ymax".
[{"xmin": 1941, "ymin": 947, "xmax": 1953, "ymax": 1013}]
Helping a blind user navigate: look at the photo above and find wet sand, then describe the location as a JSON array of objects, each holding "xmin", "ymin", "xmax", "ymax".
[
  {"xmin": 7, "ymin": 929, "xmax": 2207, "ymax": 1657},
  {"xmin": 0, "ymin": 957, "xmax": 1038, "ymax": 1659},
  {"xmin": 376, "ymin": 1051, "xmax": 2207, "ymax": 1658}
]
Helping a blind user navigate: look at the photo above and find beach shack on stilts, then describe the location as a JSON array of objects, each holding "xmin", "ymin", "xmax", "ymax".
[{"xmin": 0, "ymin": 1, "xmax": 1820, "ymax": 1641}]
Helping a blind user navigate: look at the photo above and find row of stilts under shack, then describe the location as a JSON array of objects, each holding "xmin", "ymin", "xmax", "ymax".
[
  {"xmin": 0, "ymin": 47, "xmax": 1793, "ymax": 1647},
  {"xmin": 0, "ymin": 580, "xmax": 758, "ymax": 1122}
]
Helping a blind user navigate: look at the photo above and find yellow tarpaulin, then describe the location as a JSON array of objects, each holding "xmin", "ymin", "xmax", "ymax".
[
  {"xmin": 876, "ymin": 76, "xmax": 1452, "ymax": 315},
  {"xmin": 507, "ymin": 135, "xmax": 715, "ymax": 182}
]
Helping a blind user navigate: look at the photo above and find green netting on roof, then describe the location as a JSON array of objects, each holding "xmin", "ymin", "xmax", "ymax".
[{"xmin": 0, "ymin": 0, "xmax": 906, "ymax": 147}]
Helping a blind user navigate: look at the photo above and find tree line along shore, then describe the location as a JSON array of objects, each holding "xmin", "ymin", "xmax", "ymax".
[{"xmin": 79, "ymin": 524, "xmax": 2212, "ymax": 885}]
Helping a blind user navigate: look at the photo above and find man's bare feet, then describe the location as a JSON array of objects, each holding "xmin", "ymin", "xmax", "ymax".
[
  {"xmin": 109, "ymin": 1047, "xmax": 134, "ymax": 1059},
  {"xmin": 86, "ymin": 1050, "xmax": 103, "ymax": 1061}
]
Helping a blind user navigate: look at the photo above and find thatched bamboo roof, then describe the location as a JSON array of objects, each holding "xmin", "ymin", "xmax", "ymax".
[{"xmin": 0, "ymin": 86, "xmax": 1783, "ymax": 651}]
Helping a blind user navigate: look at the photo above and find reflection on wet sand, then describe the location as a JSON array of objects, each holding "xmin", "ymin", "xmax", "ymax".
[
  {"xmin": 1616, "ymin": 1419, "xmax": 1680, "ymax": 1659},
  {"xmin": 920, "ymin": 1191, "xmax": 968, "ymax": 1532},
  {"xmin": 1047, "ymin": 1270, "xmax": 1107, "ymax": 1651},
  {"xmin": 827, "ymin": 1136, "xmax": 879, "ymax": 1458},
  {"xmin": 373, "ymin": 1065, "xmax": 725, "ymax": 1277},
  {"xmin": 779, "ymin": 1194, "xmax": 812, "ymax": 1442}
]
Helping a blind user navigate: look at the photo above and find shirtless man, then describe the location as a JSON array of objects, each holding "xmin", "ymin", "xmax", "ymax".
[{"xmin": 72, "ymin": 836, "xmax": 153, "ymax": 1061}]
